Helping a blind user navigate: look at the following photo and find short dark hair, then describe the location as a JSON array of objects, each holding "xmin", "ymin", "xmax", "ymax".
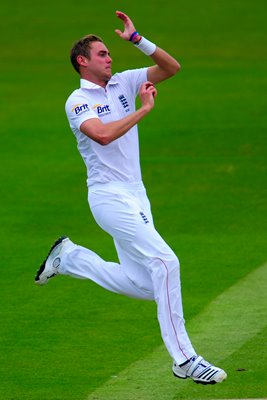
[{"xmin": 70, "ymin": 34, "xmax": 103, "ymax": 74}]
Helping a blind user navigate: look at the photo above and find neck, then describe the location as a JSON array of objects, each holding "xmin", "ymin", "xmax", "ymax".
[{"xmin": 80, "ymin": 72, "xmax": 108, "ymax": 88}]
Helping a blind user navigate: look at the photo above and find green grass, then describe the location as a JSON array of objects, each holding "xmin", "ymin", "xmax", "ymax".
[
  {"xmin": 86, "ymin": 262, "xmax": 267, "ymax": 399},
  {"xmin": 0, "ymin": 0, "xmax": 267, "ymax": 399}
]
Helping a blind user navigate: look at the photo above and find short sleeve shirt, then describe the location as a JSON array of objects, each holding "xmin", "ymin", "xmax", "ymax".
[{"xmin": 65, "ymin": 68, "xmax": 148, "ymax": 186}]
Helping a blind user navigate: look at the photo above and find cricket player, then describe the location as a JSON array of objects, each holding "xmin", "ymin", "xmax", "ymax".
[{"xmin": 35, "ymin": 11, "xmax": 227, "ymax": 385}]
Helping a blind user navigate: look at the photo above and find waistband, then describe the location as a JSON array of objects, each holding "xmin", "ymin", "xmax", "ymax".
[{"xmin": 89, "ymin": 181, "xmax": 145, "ymax": 192}]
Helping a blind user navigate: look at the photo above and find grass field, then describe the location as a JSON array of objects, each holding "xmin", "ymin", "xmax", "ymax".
[{"xmin": 0, "ymin": 0, "xmax": 266, "ymax": 399}]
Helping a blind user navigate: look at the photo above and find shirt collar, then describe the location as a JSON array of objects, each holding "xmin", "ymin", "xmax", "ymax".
[{"xmin": 80, "ymin": 75, "xmax": 118, "ymax": 90}]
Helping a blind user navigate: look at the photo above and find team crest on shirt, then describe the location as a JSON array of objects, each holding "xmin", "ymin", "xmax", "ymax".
[
  {"xmin": 118, "ymin": 94, "xmax": 130, "ymax": 112},
  {"xmin": 93, "ymin": 103, "xmax": 111, "ymax": 117},
  {"xmin": 71, "ymin": 103, "xmax": 90, "ymax": 115}
]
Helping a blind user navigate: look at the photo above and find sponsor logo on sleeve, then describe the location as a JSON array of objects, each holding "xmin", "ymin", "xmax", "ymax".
[{"xmin": 71, "ymin": 103, "xmax": 90, "ymax": 115}]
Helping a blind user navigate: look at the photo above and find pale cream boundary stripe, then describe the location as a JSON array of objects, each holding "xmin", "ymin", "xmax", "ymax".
[{"xmin": 87, "ymin": 262, "xmax": 267, "ymax": 400}]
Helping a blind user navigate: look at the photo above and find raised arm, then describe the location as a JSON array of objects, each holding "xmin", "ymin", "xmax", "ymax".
[{"xmin": 115, "ymin": 11, "xmax": 180, "ymax": 84}]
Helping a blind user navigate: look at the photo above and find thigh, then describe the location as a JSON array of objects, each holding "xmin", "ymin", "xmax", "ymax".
[
  {"xmin": 88, "ymin": 185, "xmax": 156, "ymax": 242},
  {"xmin": 114, "ymin": 239, "xmax": 155, "ymax": 295},
  {"xmin": 88, "ymin": 188, "xmax": 139, "ymax": 242},
  {"xmin": 88, "ymin": 185, "xmax": 177, "ymax": 281}
]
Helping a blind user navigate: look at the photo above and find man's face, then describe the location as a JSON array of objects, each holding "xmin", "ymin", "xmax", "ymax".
[{"xmin": 85, "ymin": 41, "xmax": 112, "ymax": 82}]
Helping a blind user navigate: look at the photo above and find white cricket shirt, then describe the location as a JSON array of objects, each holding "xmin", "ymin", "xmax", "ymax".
[{"xmin": 65, "ymin": 67, "xmax": 148, "ymax": 187}]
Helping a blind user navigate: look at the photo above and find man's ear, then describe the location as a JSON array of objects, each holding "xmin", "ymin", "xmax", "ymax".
[{"xmin": 76, "ymin": 55, "xmax": 89, "ymax": 68}]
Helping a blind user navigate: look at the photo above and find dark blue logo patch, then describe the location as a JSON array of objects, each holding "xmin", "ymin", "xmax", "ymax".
[
  {"xmin": 140, "ymin": 212, "xmax": 149, "ymax": 224},
  {"xmin": 118, "ymin": 94, "xmax": 130, "ymax": 112}
]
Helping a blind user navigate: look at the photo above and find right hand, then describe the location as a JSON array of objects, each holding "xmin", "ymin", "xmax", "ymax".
[
  {"xmin": 139, "ymin": 82, "xmax": 157, "ymax": 111},
  {"xmin": 115, "ymin": 11, "xmax": 137, "ymax": 41}
]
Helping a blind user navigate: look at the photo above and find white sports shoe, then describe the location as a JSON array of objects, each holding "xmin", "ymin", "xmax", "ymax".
[
  {"xmin": 35, "ymin": 236, "xmax": 72, "ymax": 285},
  {"xmin": 173, "ymin": 355, "xmax": 227, "ymax": 385}
]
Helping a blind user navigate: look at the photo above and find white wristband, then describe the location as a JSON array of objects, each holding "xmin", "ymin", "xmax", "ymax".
[{"xmin": 134, "ymin": 36, "xmax": 156, "ymax": 56}]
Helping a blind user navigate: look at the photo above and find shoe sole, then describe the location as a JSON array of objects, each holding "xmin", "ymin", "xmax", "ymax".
[
  {"xmin": 35, "ymin": 236, "xmax": 67, "ymax": 285},
  {"xmin": 173, "ymin": 370, "xmax": 227, "ymax": 385}
]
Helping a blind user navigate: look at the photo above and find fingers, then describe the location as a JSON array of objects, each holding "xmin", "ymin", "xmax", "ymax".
[
  {"xmin": 116, "ymin": 10, "xmax": 128, "ymax": 22},
  {"xmin": 143, "ymin": 81, "xmax": 157, "ymax": 93},
  {"xmin": 140, "ymin": 81, "xmax": 157, "ymax": 97},
  {"xmin": 149, "ymin": 86, "xmax": 157, "ymax": 97},
  {"xmin": 143, "ymin": 81, "xmax": 154, "ymax": 90},
  {"xmin": 152, "ymin": 87, "xmax": 157, "ymax": 97},
  {"xmin": 115, "ymin": 29, "xmax": 122, "ymax": 36},
  {"xmin": 115, "ymin": 10, "xmax": 136, "ymax": 41},
  {"xmin": 146, "ymin": 86, "xmax": 156, "ymax": 96}
]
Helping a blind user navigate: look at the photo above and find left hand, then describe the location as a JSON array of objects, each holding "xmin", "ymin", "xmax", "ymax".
[
  {"xmin": 139, "ymin": 81, "xmax": 157, "ymax": 111},
  {"xmin": 115, "ymin": 11, "xmax": 137, "ymax": 41}
]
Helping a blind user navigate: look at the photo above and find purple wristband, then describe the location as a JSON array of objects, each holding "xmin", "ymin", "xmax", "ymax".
[{"xmin": 129, "ymin": 31, "xmax": 139, "ymax": 42}]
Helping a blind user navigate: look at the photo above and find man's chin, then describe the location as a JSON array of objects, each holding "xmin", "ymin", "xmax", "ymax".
[{"xmin": 105, "ymin": 70, "xmax": 112, "ymax": 80}]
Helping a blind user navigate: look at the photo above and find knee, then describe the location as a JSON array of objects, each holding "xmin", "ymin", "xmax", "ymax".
[
  {"xmin": 150, "ymin": 252, "xmax": 180, "ymax": 278},
  {"xmin": 169, "ymin": 253, "xmax": 180, "ymax": 269},
  {"xmin": 165, "ymin": 253, "xmax": 180, "ymax": 278}
]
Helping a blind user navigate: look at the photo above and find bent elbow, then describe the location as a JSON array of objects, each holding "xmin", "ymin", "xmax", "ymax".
[
  {"xmin": 95, "ymin": 132, "xmax": 113, "ymax": 146},
  {"xmin": 165, "ymin": 61, "xmax": 181, "ymax": 79},
  {"xmin": 97, "ymin": 136, "xmax": 111, "ymax": 146}
]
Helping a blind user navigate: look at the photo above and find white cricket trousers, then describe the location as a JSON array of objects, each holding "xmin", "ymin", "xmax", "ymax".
[{"xmin": 60, "ymin": 181, "xmax": 195, "ymax": 364}]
